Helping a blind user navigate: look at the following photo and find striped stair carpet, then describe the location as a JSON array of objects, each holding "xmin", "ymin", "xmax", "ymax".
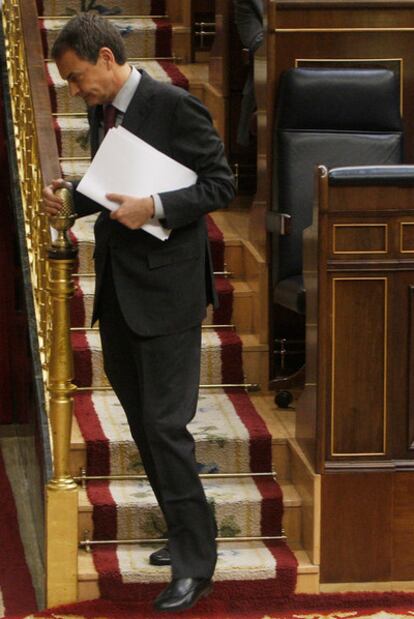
[{"xmin": 38, "ymin": 0, "xmax": 299, "ymax": 604}]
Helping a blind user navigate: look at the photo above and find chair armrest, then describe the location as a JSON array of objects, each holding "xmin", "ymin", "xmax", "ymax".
[{"xmin": 266, "ymin": 212, "xmax": 292, "ymax": 235}]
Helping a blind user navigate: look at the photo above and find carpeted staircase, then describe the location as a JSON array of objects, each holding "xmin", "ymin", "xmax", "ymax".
[{"xmin": 37, "ymin": 0, "xmax": 299, "ymax": 604}]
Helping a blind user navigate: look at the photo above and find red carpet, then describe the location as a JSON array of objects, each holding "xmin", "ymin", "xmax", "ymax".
[
  {"xmin": 0, "ymin": 448, "xmax": 37, "ymax": 617},
  {"xmin": 4, "ymin": 591, "xmax": 414, "ymax": 619}
]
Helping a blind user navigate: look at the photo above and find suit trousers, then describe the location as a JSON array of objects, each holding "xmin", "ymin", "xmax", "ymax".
[{"xmin": 97, "ymin": 259, "xmax": 217, "ymax": 579}]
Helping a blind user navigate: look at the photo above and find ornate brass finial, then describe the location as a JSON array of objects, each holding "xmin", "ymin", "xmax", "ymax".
[{"xmin": 50, "ymin": 186, "xmax": 76, "ymax": 252}]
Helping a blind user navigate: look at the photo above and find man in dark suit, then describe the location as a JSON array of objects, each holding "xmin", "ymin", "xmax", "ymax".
[
  {"xmin": 233, "ymin": 0, "xmax": 263, "ymax": 146},
  {"xmin": 43, "ymin": 14, "xmax": 235, "ymax": 612}
]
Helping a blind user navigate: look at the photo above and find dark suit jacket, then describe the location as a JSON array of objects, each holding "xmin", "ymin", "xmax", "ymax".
[
  {"xmin": 73, "ymin": 70, "xmax": 235, "ymax": 336},
  {"xmin": 233, "ymin": 0, "xmax": 264, "ymax": 146}
]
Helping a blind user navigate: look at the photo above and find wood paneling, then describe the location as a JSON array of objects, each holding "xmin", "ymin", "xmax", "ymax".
[
  {"xmin": 297, "ymin": 173, "xmax": 414, "ymax": 467},
  {"xmin": 322, "ymin": 470, "xmax": 414, "ymax": 582},
  {"xmin": 332, "ymin": 224, "xmax": 388, "ymax": 255},
  {"xmin": 208, "ymin": 0, "xmax": 230, "ymax": 97},
  {"xmin": 408, "ymin": 286, "xmax": 414, "ymax": 451},
  {"xmin": 392, "ymin": 472, "xmax": 414, "ymax": 579},
  {"xmin": 166, "ymin": 0, "xmax": 191, "ymax": 26},
  {"xmin": 272, "ymin": 8, "xmax": 414, "ymax": 28},
  {"xmin": 257, "ymin": 0, "xmax": 414, "ymax": 586},
  {"xmin": 330, "ymin": 277, "xmax": 387, "ymax": 456},
  {"xmin": 321, "ymin": 472, "xmax": 393, "ymax": 582},
  {"xmin": 303, "ymin": 173, "xmax": 414, "ymax": 581},
  {"xmin": 400, "ymin": 222, "xmax": 414, "ymax": 252}
]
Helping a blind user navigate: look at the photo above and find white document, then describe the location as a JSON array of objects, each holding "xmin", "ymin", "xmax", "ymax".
[{"xmin": 76, "ymin": 126, "xmax": 198, "ymax": 241}]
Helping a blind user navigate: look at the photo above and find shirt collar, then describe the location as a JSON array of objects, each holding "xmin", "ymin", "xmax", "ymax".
[{"xmin": 111, "ymin": 65, "xmax": 141, "ymax": 113}]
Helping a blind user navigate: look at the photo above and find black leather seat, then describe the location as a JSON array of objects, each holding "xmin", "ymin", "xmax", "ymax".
[{"xmin": 268, "ymin": 67, "xmax": 403, "ymax": 403}]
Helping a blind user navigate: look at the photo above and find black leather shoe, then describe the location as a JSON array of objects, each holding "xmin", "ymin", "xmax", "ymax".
[
  {"xmin": 154, "ymin": 577, "xmax": 213, "ymax": 612},
  {"xmin": 149, "ymin": 545, "xmax": 171, "ymax": 566}
]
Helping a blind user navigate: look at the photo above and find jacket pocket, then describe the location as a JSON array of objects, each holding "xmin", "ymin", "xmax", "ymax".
[{"xmin": 147, "ymin": 243, "xmax": 201, "ymax": 269}]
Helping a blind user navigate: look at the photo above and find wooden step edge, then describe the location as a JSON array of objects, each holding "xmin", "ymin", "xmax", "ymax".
[
  {"xmin": 287, "ymin": 439, "xmax": 321, "ymax": 568},
  {"xmin": 293, "ymin": 548, "xmax": 319, "ymax": 575},
  {"xmin": 294, "ymin": 548, "xmax": 320, "ymax": 594},
  {"xmin": 178, "ymin": 62, "xmax": 209, "ymax": 86},
  {"xmin": 231, "ymin": 279, "xmax": 253, "ymax": 296},
  {"xmin": 210, "ymin": 211, "xmax": 244, "ymax": 244},
  {"xmin": 280, "ymin": 483, "xmax": 302, "ymax": 508},
  {"xmin": 240, "ymin": 333, "xmax": 268, "ymax": 352},
  {"xmin": 172, "ymin": 24, "xmax": 191, "ymax": 34}
]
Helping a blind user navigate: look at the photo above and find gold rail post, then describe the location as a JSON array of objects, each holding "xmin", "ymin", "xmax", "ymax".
[{"xmin": 45, "ymin": 188, "xmax": 79, "ymax": 606}]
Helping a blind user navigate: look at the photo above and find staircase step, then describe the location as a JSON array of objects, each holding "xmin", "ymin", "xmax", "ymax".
[
  {"xmin": 77, "ymin": 480, "xmax": 302, "ymax": 546},
  {"xmin": 240, "ymin": 334, "xmax": 269, "ymax": 388},
  {"xmin": 71, "ymin": 275, "xmax": 235, "ymax": 328},
  {"xmin": 71, "ymin": 214, "xmax": 233, "ymax": 272},
  {"xmin": 40, "ymin": 17, "xmax": 173, "ymax": 60},
  {"xmin": 54, "ymin": 116, "xmax": 90, "ymax": 159},
  {"xmin": 47, "ymin": 60, "xmax": 188, "ymax": 115},
  {"xmin": 69, "ymin": 396, "xmax": 291, "ymax": 481},
  {"xmin": 72, "ymin": 328, "xmax": 245, "ymax": 388},
  {"xmin": 71, "ymin": 329, "xmax": 268, "ymax": 388},
  {"xmin": 77, "ymin": 539, "xmax": 298, "ymax": 602},
  {"xmin": 38, "ymin": 0, "xmax": 166, "ymax": 17},
  {"xmin": 78, "ymin": 476, "xmax": 284, "ymax": 542},
  {"xmin": 72, "ymin": 389, "xmax": 273, "ymax": 477}
]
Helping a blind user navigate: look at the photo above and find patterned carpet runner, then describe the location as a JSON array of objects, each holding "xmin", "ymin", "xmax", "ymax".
[
  {"xmin": 38, "ymin": 0, "xmax": 298, "ymax": 603},
  {"xmin": 7, "ymin": 592, "xmax": 414, "ymax": 619}
]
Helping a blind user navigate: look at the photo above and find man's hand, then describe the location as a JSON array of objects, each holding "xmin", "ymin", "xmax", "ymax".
[
  {"xmin": 107, "ymin": 194, "xmax": 155, "ymax": 230},
  {"xmin": 42, "ymin": 178, "xmax": 70, "ymax": 217}
]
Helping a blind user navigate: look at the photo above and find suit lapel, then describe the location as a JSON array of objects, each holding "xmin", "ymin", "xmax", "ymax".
[{"xmin": 121, "ymin": 70, "xmax": 157, "ymax": 136}]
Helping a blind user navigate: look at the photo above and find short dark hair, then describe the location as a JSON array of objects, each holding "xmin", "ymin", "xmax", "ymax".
[{"xmin": 51, "ymin": 14, "xmax": 127, "ymax": 65}]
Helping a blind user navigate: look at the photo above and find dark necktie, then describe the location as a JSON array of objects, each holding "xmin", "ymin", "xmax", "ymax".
[{"xmin": 103, "ymin": 104, "xmax": 117, "ymax": 135}]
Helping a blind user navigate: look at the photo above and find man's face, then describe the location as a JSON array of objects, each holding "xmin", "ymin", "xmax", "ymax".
[{"xmin": 57, "ymin": 48, "xmax": 116, "ymax": 106}]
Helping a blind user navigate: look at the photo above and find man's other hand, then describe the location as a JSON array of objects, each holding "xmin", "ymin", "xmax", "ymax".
[
  {"xmin": 107, "ymin": 194, "xmax": 155, "ymax": 230},
  {"xmin": 42, "ymin": 178, "xmax": 70, "ymax": 217}
]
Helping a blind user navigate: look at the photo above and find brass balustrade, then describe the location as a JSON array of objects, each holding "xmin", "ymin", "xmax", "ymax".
[
  {"xmin": 2, "ymin": 0, "xmax": 51, "ymax": 379},
  {"xmin": 2, "ymin": 0, "xmax": 79, "ymax": 605}
]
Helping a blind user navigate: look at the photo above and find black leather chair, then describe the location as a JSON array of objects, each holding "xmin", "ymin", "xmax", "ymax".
[{"xmin": 268, "ymin": 67, "xmax": 403, "ymax": 406}]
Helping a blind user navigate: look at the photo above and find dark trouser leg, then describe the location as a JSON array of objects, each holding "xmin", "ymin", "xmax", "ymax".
[
  {"xmin": 98, "ymin": 265, "xmax": 217, "ymax": 579},
  {"xmin": 98, "ymin": 266, "xmax": 167, "ymax": 515}
]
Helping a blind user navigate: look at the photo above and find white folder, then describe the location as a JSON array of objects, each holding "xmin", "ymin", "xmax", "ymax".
[{"xmin": 76, "ymin": 126, "xmax": 198, "ymax": 241}]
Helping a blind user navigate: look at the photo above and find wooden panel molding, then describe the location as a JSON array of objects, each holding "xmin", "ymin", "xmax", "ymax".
[
  {"xmin": 321, "ymin": 472, "xmax": 393, "ymax": 583},
  {"xmin": 332, "ymin": 223, "xmax": 388, "ymax": 255},
  {"xmin": 400, "ymin": 222, "xmax": 414, "ymax": 253},
  {"xmin": 330, "ymin": 277, "xmax": 387, "ymax": 457},
  {"xmin": 408, "ymin": 285, "xmax": 414, "ymax": 451}
]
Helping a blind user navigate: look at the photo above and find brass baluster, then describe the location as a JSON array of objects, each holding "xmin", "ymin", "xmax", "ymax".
[{"xmin": 46, "ymin": 187, "xmax": 79, "ymax": 605}]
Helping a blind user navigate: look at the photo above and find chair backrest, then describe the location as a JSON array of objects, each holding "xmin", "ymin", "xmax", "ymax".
[{"xmin": 272, "ymin": 67, "xmax": 403, "ymax": 284}]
